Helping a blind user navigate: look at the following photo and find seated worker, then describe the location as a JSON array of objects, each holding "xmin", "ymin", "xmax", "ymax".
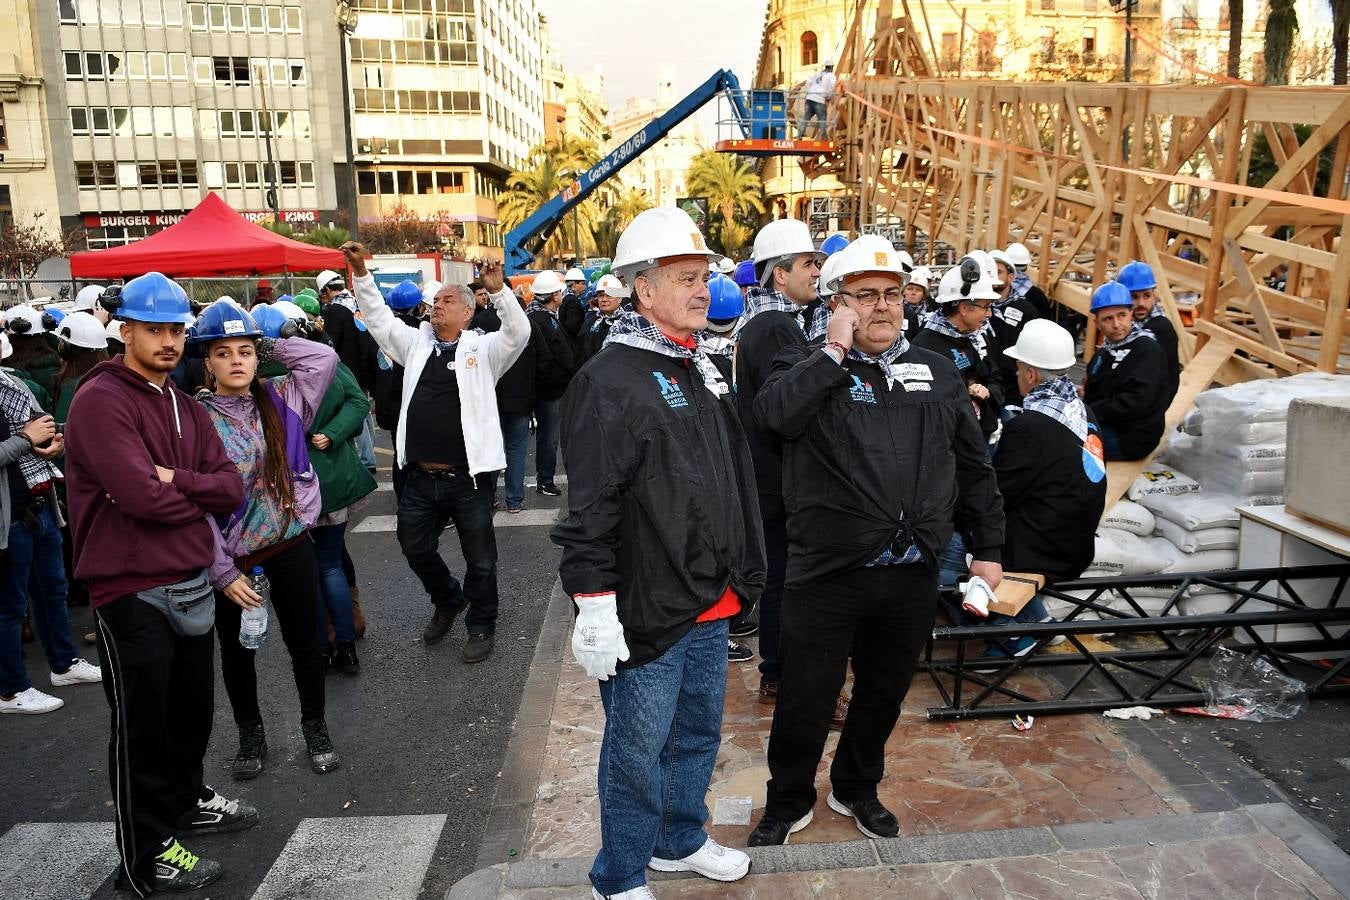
[
  {"xmin": 1083, "ymin": 282, "xmax": 1169, "ymax": 461},
  {"xmin": 981, "ymin": 319, "xmax": 1107, "ymax": 657},
  {"xmin": 912, "ymin": 257, "xmax": 1004, "ymax": 445},
  {"xmin": 1118, "ymin": 260, "xmax": 1180, "ymax": 400},
  {"xmin": 987, "ymin": 248, "xmax": 1043, "ymax": 408}
]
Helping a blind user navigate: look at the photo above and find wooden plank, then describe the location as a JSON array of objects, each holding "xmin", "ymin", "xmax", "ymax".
[
  {"xmin": 1224, "ymin": 237, "xmax": 1288, "ymax": 357},
  {"xmin": 1193, "ymin": 317, "xmax": 1312, "ymax": 372},
  {"xmin": 1133, "ymin": 212, "xmax": 1195, "ymax": 363},
  {"xmin": 1101, "ymin": 334, "xmax": 1240, "ymax": 512}
]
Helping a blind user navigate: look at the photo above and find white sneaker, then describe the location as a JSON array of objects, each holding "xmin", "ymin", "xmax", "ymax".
[
  {"xmin": 591, "ymin": 887, "xmax": 656, "ymax": 900},
  {"xmin": 649, "ymin": 836, "xmax": 751, "ymax": 882},
  {"xmin": 0, "ymin": 687, "xmax": 65, "ymax": 714},
  {"xmin": 51, "ymin": 658, "xmax": 102, "ymax": 686}
]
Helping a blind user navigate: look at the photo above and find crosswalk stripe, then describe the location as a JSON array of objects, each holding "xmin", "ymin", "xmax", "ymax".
[
  {"xmin": 250, "ymin": 814, "xmax": 446, "ymax": 900},
  {"xmin": 0, "ymin": 821, "xmax": 118, "ymax": 900},
  {"xmin": 352, "ymin": 508, "xmax": 558, "ymax": 533}
]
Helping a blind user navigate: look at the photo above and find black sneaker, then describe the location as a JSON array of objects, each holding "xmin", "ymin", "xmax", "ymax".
[
  {"xmin": 729, "ymin": 619, "xmax": 759, "ymax": 638},
  {"xmin": 463, "ymin": 632, "xmax": 494, "ymax": 664},
  {"xmin": 334, "ymin": 641, "xmax": 360, "ymax": 675},
  {"xmin": 535, "ymin": 483, "xmax": 562, "ymax": 497},
  {"xmin": 150, "ymin": 838, "xmax": 223, "ymax": 892},
  {"xmin": 231, "ymin": 722, "xmax": 267, "ymax": 781},
  {"xmin": 826, "ymin": 792, "xmax": 899, "ymax": 838},
  {"xmin": 746, "ymin": 809, "xmax": 813, "ymax": 846},
  {"xmin": 178, "ymin": 786, "xmax": 259, "ymax": 835},
  {"xmin": 302, "ymin": 719, "xmax": 340, "ymax": 774},
  {"xmin": 728, "ymin": 639, "xmax": 755, "ymax": 663}
]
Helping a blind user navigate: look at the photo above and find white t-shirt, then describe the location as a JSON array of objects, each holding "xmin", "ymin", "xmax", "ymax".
[{"xmin": 804, "ymin": 70, "xmax": 836, "ymax": 102}]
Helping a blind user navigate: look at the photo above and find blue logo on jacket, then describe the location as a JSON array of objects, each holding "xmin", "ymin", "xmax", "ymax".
[
  {"xmin": 848, "ymin": 375, "xmax": 877, "ymax": 405},
  {"xmin": 949, "ymin": 348, "xmax": 972, "ymax": 371},
  {"xmin": 653, "ymin": 372, "xmax": 688, "ymax": 409}
]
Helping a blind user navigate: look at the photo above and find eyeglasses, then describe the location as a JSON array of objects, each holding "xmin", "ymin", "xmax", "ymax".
[
  {"xmin": 963, "ymin": 300, "xmax": 995, "ymax": 311},
  {"xmin": 838, "ymin": 288, "xmax": 904, "ymax": 309}
]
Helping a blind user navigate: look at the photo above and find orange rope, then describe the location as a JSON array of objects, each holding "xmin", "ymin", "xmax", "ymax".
[{"xmin": 1123, "ymin": 23, "xmax": 1256, "ymax": 86}]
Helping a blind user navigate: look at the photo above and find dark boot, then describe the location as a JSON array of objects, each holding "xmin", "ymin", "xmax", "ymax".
[
  {"xmin": 334, "ymin": 641, "xmax": 360, "ymax": 675},
  {"xmin": 231, "ymin": 722, "xmax": 267, "ymax": 781},
  {"xmin": 302, "ymin": 719, "xmax": 340, "ymax": 774}
]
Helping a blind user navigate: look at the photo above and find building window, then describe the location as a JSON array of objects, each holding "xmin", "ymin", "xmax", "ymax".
[
  {"xmin": 801, "ymin": 31, "xmax": 818, "ymax": 66},
  {"xmin": 357, "ymin": 171, "xmax": 377, "ymax": 195},
  {"xmin": 60, "ymin": 0, "xmax": 78, "ymax": 23},
  {"xmin": 188, "ymin": 2, "xmax": 206, "ymax": 28},
  {"xmin": 204, "ymin": 161, "xmax": 225, "ymax": 189},
  {"xmin": 76, "ymin": 161, "xmax": 117, "ymax": 188},
  {"xmin": 941, "ymin": 32, "xmax": 958, "ymax": 68},
  {"xmin": 169, "ymin": 53, "xmax": 188, "ymax": 79},
  {"xmin": 1083, "ymin": 28, "xmax": 1097, "ymax": 63},
  {"xmin": 1039, "ymin": 27, "xmax": 1056, "ymax": 62},
  {"xmin": 70, "ymin": 107, "xmax": 89, "ymax": 136},
  {"xmin": 978, "ymin": 31, "xmax": 997, "ymax": 70},
  {"xmin": 90, "ymin": 107, "xmax": 111, "ymax": 135},
  {"xmin": 64, "ymin": 52, "xmax": 81, "ymax": 78},
  {"xmin": 85, "ymin": 51, "xmax": 105, "ymax": 79},
  {"xmin": 1041, "ymin": 0, "xmax": 1055, "ymax": 9}
]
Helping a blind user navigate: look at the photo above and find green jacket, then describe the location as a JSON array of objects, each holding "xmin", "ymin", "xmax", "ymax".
[
  {"xmin": 53, "ymin": 376, "xmax": 81, "ymax": 427},
  {"xmin": 4, "ymin": 366, "xmax": 52, "ymax": 412},
  {"xmin": 261, "ymin": 358, "xmax": 375, "ymax": 515},
  {"xmin": 28, "ymin": 353, "xmax": 61, "ymax": 401}
]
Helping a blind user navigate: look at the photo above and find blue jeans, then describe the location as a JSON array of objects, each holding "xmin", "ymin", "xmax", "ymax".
[
  {"xmin": 591, "ymin": 619, "xmax": 729, "ymax": 895},
  {"xmin": 937, "ymin": 533, "xmax": 969, "ymax": 589},
  {"xmin": 0, "ymin": 503, "xmax": 77, "ymax": 695},
  {"xmin": 355, "ymin": 412, "xmax": 377, "ymax": 470},
  {"xmin": 396, "ymin": 468, "xmax": 499, "ymax": 634},
  {"xmin": 499, "ymin": 411, "xmax": 531, "ymax": 507},
  {"xmin": 312, "ymin": 523, "xmax": 356, "ymax": 648},
  {"xmin": 534, "ymin": 397, "xmax": 562, "ymax": 486},
  {"xmin": 798, "ymin": 99, "xmax": 828, "ymax": 138}
]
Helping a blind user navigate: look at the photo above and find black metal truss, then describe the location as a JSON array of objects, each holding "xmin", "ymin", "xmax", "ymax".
[{"xmin": 921, "ymin": 563, "xmax": 1350, "ymax": 720}]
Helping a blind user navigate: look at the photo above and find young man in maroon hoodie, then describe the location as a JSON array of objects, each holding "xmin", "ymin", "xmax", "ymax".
[{"xmin": 64, "ymin": 272, "xmax": 252, "ymax": 897}]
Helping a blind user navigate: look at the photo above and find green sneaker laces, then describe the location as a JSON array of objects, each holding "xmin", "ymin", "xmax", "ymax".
[{"xmin": 156, "ymin": 839, "xmax": 199, "ymax": 872}]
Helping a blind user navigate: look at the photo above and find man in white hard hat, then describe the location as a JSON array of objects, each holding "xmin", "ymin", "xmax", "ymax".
[
  {"xmin": 577, "ymin": 274, "xmax": 629, "ymax": 363},
  {"xmin": 560, "ymin": 266, "xmax": 590, "ymax": 346},
  {"xmin": 987, "ymin": 248, "xmax": 1043, "ymax": 408},
  {"xmin": 552, "ymin": 206, "xmax": 764, "ymax": 900},
  {"xmin": 736, "ymin": 218, "xmax": 824, "ymax": 710},
  {"xmin": 1004, "ymin": 241, "xmax": 1053, "ymax": 319},
  {"xmin": 798, "ymin": 60, "xmax": 837, "ymax": 139},
  {"xmin": 74, "ymin": 284, "xmax": 113, "ymax": 326},
  {"xmin": 524, "ymin": 270, "xmax": 575, "ymax": 497},
  {"xmin": 748, "ymin": 237, "xmax": 1002, "ymax": 847},
  {"xmin": 902, "ymin": 266, "xmax": 932, "ymax": 336},
  {"xmin": 315, "ymin": 267, "xmax": 376, "ymax": 398},
  {"xmin": 980, "ymin": 319, "xmax": 1106, "ymax": 658}
]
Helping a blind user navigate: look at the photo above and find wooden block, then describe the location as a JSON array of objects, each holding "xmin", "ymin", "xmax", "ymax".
[{"xmin": 988, "ymin": 572, "xmax": 1047, "ymax": 617}]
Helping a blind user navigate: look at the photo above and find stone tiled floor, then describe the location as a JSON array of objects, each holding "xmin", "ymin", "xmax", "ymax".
[{"xmin": 523, "ymin": 639, "xmax": 1190, "ymax": 860}]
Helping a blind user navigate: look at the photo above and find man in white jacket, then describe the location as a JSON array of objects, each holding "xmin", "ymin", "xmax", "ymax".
[{"xmin": 341, "ymin": 243, "xmax": 528, "ymax": 663}]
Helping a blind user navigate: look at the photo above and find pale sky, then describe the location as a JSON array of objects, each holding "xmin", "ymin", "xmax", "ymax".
[{"xmin": 536, "ymin": 0, "xmax": 770, "ymax": 143}]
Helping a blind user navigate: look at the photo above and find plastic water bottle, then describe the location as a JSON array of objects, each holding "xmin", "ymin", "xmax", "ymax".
[{"xmin": 239, "ymin": 566, "xmax": 270, "ymax": 650}]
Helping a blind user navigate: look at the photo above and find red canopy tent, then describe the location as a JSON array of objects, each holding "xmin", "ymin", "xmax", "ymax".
[{"xmin": 69, "ymin": 193, "xmax": 344, "ymax": 278}]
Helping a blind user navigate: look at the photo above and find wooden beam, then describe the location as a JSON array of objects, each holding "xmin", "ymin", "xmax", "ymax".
[{"xmin": 1223, "ymin": 237, "xmax": 1288, "ymax": 358}]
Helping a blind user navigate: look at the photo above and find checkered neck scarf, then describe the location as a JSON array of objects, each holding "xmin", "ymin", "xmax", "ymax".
[
  {"xmin": 604, "ymin": 310, "xmax": 700, "ymax": 360},
  {"xmin": 701, "ymin": 334, "xmax": 735, "ymax": 358},
  {"xmin": 527, "ymin": 299, "xmax": 558, "ymax": 319},
  {"xmin": 1023, "ymin": 375, "xmax": 1089, "ymax": 442},
  {"xmin": 921, "ymin": 310, "xmax": 989, "ymax": 357},
  {"xmin": 847, "ymin": 335, "xmax": 912, "ymax": 388},
  {"xmin": 805, "ymin": 300, "xmax": 832, "ymax": 341},
  {"xmin": 1103, "ymin": 321, "xmax": 1157, "ymax": 351},
  {"xmin": 743, "ymin": 286, "xmax": 801, "ymax": 319},
  {"xmin": 1145, "ymin": 302, "xmax": 1166, "ymax": 321},
  {"xmin": 1010, "ymin": 270, "xmax": 1034, "ymax": 301},
  {"xmin": 0, "ymin": 371, "xmax": 62, "ymax": 489}
]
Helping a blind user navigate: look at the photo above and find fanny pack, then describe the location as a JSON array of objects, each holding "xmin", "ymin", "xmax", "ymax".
[{"xmin": 136, "ymin": 570, "xmax": 215, "ymax": 637}]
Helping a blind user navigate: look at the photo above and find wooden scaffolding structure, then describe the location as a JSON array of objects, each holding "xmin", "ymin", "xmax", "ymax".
[{"xmin": 820, "ymin": 0, "xmax": 1350, "ymax": 378}]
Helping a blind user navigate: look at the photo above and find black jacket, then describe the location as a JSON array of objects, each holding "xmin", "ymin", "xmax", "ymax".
[
  {"xmin": 577, "ymin": 311, "xmax": 615, "ymax": 365},
  {"xmin": 1023, "ymin": 284, "xmax": 1053, "ymax": 320},
  {"xmin": 910, "ymin": 327, "xmax": 1005, "ymax": 439},
  {"xmin": 371, "ymin": 311, "xmax": 421, "ymax": 431},
  {"xmin": 994, "ymin": 409, "xmax": 1106, "ymax": 581},
  {"xmin": 471, "ymin": 305, "xmax": 502, "ymax": 333},
  {"xmin": 734, "ymin": 310, "xmax": 810, "ymax": 519},
  {"xmin": 755, "ymin": 344, "xmax": 1004, "ymax": 589},
  {"xmin": 527, "ymin": 308, "xmax": 577, "ymax": 401},
  {"xmin": 559, "ymin": 292, "xmax": 588, "ymax": 344},
  {"xmin": 552, "ymin": 344, "xmax": 766, "ymax": 668},
  {"xmin": 1143, "ymin": 315, "xmax": 1181, "ymax": 400},
  {"xmin": 1084, "ymin": 335, "xmax": 1169, "ymax": 461},
  {"xmin": 322, "ymin": 302, "xmax": 376, "ymax": 392},
  {"xmin": 987, "ymin": 298, "xmax": 1042, "ymax": 406},
  {"xmin": 495, "ymin": 317, "xmax": 542, "ymax": 415}
]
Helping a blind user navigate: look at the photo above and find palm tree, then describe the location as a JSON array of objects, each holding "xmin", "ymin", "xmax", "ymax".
[
  {"xmin": 607, "ymin": 185, "xmax": 654, "ymax": 233},
  {"xmin": 1227, "ymin": 0, "xmax": 1243, "ymax": 78},
  {"xmin": 498, "ymin": 138, "xmax": 603, "ymax": 267},
  {"xmin": 1330, "ymin": 0, "xmax": 1350, "ymax": 83},
  {"xmin": 1265, "ymin": 0, "xmax": 1299, "ymax": 83},
  {"xmin": 685, "ymin": 150, "xmax": 766, "ymax": 238}
]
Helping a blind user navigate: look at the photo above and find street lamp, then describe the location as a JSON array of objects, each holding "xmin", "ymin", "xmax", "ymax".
[
  {"xmin": 337, "ymin": 1, "xmax": 360, "ymax": 238},
  {"xmin": 1108, "ymin": 0, "xmax": 1137, "ymax": 82}
]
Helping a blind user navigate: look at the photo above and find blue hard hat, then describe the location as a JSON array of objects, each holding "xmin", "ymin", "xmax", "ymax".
[
  {"xmin": 1117, "ymin": 260, "xmax": 1157, "ymax": 293},
  {"xmin": 707, "ymin": 273, "xmax": 745, "ymax": 322},
  {"xmin": 820, "ymin": 233, "xmax": 850, "ymax": 257},
  {"xmin": 732, "ymin": 259, "xmax": 757, "ymax": 288},
  {"xmin": 250, "ymin": 304, "xmax": 290, "ymax": 339},
  {"xmin": 275, "ymin": 293, "xmax": 294, "ymax": 305},
  {"xmin": 388, "ymin": 279, "xmax": 424, "ymax": 310},
  {"xmin": 1090, "ymin": 281, "xmax": 1133, "ymax": 313},
  {"xmin": 42, "ymin": 307, "xmax": 66, "ymax": 331},
  {"xmin": 114, "ymin": 271, "xmax": 193, "ymax": 324},
  {"xmin": 187, "ymin": 300, "xmax": 263, "ymax": 345}
]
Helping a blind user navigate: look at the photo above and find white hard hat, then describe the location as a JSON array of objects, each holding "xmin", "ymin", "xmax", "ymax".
[
  {"xmin": 1004, "ymin": 242, "xmax": 1032, "ymax": 268},
  {"xmin": 817, "ymin": 253, "xmax": 844, "ymax": 297},
  {"xmin": 106, "ymin": 319, "xmax": 125, "ymax": 343},
  {"xmin": 531, "ymin": 270, "xmax": 565, "ymax": 296},
  {"xmin": 896, "ymin": 250, "xmax": 915, "ymax": 273},
  {"xmin": 4, "ymin": 304, "xmax": 49, "ymax": 335},
  {"xmin": 596, "ymin": 274, "xmax": 631, "ymax": 298},
  {"xmin": 908, "ymin": 266, "xmax": 933, "ymax": 291},
  {"xmin": 716, "ymin": 256, "xmax": 736, "ymax": 275},
  {"xmin": 823, "ymin": 234, "xmax": 911, "ymax": 293},
  {"xmin": 317, "ymin": 269, "xmax": 344, "ymax": 292},
  {"xmin": 1003, "ymin": 319, "xmax": 1076, "ymax": 371},
  {"xmin": 824, "ymin": 58, "xmax": 835, "ymax": 67},
  {"xmin": 964, "ymin": 249, "xmax": 999, "ymax": 286},
  {"xmin": 74, "ymin": 284, "xmax": 106, "ymax": 311},
  {"xmin": 988, "ymin": 248, "xmax": 1015, "ymax": 272},
  {"xmin": 612, "ymin": 206, "xmax": 719, "ymax": 283},
  {"xmin": 54, "ymin": 310, "xmax": 109, "ymax": 350},
  {"xmin": 564, "ymin": 267, "xmax": 586, "ymax": 282},
  {"xmin": 937, "ymin": 258, "xmax": 1001, "ymax": 303},
  {"xmin": 753, "ymin": 219, "xmax": 821, "ymax": 286},
  {"xmin": 421, "ymin": 280, "xmax": 444, "ymax": 304},
  {"xmin": 272, "ymin": 299, "xmax": 309, "ymax": 321}
]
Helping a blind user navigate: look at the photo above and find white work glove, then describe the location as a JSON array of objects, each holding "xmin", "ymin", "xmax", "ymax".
[
  {"xmin": 572, "ymin": 592, "xmax": 630, "ymax": 681},
  {"xmin": 960, "ymin": 575, "xmax": 996, "ymax": 619}
]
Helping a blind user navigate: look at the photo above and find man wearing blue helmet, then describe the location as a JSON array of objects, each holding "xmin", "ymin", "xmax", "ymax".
[
  {"xmin": 65, "ymin": 272, "xmax": 253, "ymax": 895},
  {"xmin": 1119, "ymin": 260, "xmax": 1180, "ymax": 399},
  {"xmin": 1084, "ymin": 282, "xmax": 1170, "ymax": 461}
]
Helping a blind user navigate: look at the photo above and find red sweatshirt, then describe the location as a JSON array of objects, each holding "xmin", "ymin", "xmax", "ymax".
[{"xmin": 64, "ymin": 357, "xmax": 245, "ymax": 607}]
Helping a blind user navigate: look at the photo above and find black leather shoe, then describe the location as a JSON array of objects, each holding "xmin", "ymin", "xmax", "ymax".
[
  {"xmin": 231, "ymin": 722, "xmax": 266, "ymax": 781},
  {"xmin": 302, "ymin": 719, "xmax": 340, "ymax": 774},
  {"xmin": 423, "ymin": 601, "xmax": 465, "ymax": 642},
  {"xmin": 535, "ymin": 483, "xmax": 562, "ymax": 497},
  {"xmin": 334, "ymin": 641, "xmax": 360, "ymax": 675},
  {"xmin": 827, "ymin": 792, "xmax": 899, "ymax": 838},
  {"xmin": 462, "ymin": 632, "xmax": 494, "ymax": 664},
  {"xmin": 746, "ymin": 810, "xmax": 813, "ymax": 846}
]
